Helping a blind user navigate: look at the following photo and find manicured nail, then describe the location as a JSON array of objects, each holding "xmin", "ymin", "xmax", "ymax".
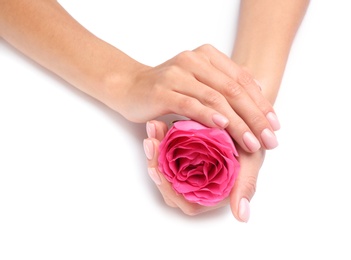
[
  {"xmin": 253, "ymin": 79, "xmax": 262, "ymax": 91},
  {"xmin": 261, "ymin": 128, "xmax": 278, "ymax": 149},
  {"xmin": 243, "ymin": 132, "xmax": 261, "ymax": 152},
  {"xmin": 239, "ymin": 198, "xmax": 250, "ymax": 223},
  {"xmin": 266, "ymin": 112, "xmax": 281, "ymax": 131},
  {"xmin": 212, "ymin": 114, "xmax": 229, "ymax": 128},
  {"xmin": 146, "ymin": 121, "xmax": 156, "ymax": 138},
  {"xmin": 143, "ymin": 139, "xmax": 154, "ymax": 160},
  {"xmin": 148, "ymin": 168, "xmax": 162, "ymax": 185}
]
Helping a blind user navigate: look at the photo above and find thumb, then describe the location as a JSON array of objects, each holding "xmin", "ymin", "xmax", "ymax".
[{"xmin": 230, "ymin": 148, "xmax": 265, "ymax": 223}]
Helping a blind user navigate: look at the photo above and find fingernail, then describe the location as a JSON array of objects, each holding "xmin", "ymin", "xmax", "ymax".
[
  {"xmin": 266, "ymin": 112, "xmax": 281, "ymax": 131},
  {"xmin": 146, "ymin": 121, "xmax": 156, "ymax": 138},
  {"xmin": 253, "ymin": 79, "xmax": 262, "ymax": 91},
  {"xmin": 261, "ymin": 128, "xmax": 278, "ymax": 149},
  {"xmin": 212, "ymin": 114, "xmax": 229, "ymax": 128},
  {"xmin": 143, "ymin": 139, "xmax": 154, "ymax": 160},
  {"xmin": 239, "ymin": 198, "xmax": 250, "ymax": 223},
  {"xmin": 148, "ymin": 168, "xmax": 162, "ymax": 185},
  {"xmin": 243, "ymin": 132, "xmax": 261, "ymax": 152}
]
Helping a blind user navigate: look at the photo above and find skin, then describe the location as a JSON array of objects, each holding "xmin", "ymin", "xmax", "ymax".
[
  {"xmin": 0, "ymin": 0, "xmax": 310, "ymax": 221},
  {"xmin": 145, "ymin": 0, "xmax": 310, "ymax": 221},
  {"xmin": 0, "ymin": 0, "xmax": 278, "ymax": 153}
]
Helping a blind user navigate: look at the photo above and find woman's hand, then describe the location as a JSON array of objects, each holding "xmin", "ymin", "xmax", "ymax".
[
  {"xmin": 143, "ymin": 120, "xmax": 265, "ymax": 221},
  {"xmin": 0, "ymin": 1, "xmax": 279, "ymax": 153},
  {"xmin": 111, "ymin": 44, "xmax": 279, "ymax": 153}
]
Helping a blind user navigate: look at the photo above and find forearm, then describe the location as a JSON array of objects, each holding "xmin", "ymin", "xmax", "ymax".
[
  {"xmin": 232, "ymin": 0, "xmax": 310, "ymax": 104},
  {"xmin": 0, "ymin": 0, "xmax": 143, "ymax": 106}
]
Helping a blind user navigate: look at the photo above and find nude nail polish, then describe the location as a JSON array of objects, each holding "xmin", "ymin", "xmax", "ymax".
[
  {"xmin": 212, "ymin": 114, "xmax": 229, "ymax": 128},
  {"xmin": 261, "ymin": 128, "xmax": 278, "ymax": 149},
  {"xmin": 243, "ymin": 132, "xmax": 261, "ymax": 152},
  {"xmin": 146, "ymin": 121, "xmax": 156, "ymax": 138},
  {"xmin": 266, "ymin": 112, "xmax": 281, "ymax": 131},
  {"xmin": 239, "ymin": 198, "xmax": 250, "ymax": 223},
  {"xmin": 143, "ymin": 139, "xmax": 154, "ymax": 160},
  {"xmin": 253, "ymin": 79, "xmax": 263, "ymax": 91}
]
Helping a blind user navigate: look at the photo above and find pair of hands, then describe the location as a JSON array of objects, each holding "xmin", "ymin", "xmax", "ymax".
[
  {"xmin": 118, "ymin": 44, "xmax": 278, "ymax": 222},
  {"xmin": 112, "ymin": 44, "xmax": 280, "ymax": 153},
  {"xmin": 144, "ymin": 120, "xmax": 266, "ymax": 222}
]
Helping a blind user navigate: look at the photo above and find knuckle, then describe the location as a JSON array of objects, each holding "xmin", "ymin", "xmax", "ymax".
[
  {"xmin": 153, "ymin": 66, "xmax": 181, "ymax": 88},
  {"xmin": 203, "ymin": 91, "xmax": 224, "ymax": 106},
  {"xmin": 249, "ymin": 114, "xmax": 264, "ymax": 127},
  {"xmin": 194, "ymin": 44, "xmax": 216, "ymax": 62},
  {"xmin": 177, "ymin": 96, "xmax": 198, "ymax": 112},
  {"xmin": 198, "ymin": 43, "xmax": 215, "ymax": 53},
  {"xmin": 245, "ymin": 110, "xmax": 271, "ymax": 130},
  {"xmin": 175, "ymin": 50, "xmax": 196, "ymax": 64},
  {"xmin": 237, "ymin": 70, "xmax": 254, "ymax": 87},
  {"xmin": 160, "ymin": 65, "xmax": 181, "ymax": 79},
  {"xmin": 223, "ymin": 81, "xmax": 243, "ymax": 98},
  {"xmin": 243, "ymin": 175, "xmax": 257, "ymax": 198}
]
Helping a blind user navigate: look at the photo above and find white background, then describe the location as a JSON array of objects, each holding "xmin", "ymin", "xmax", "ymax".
[{"xmin": 1, "ymin": 1, "xmax": 350, "ymax": 259}]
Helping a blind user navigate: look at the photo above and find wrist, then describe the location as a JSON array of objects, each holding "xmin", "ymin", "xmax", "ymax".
[
  {"xmin": 97, "ymin": 57, "xmax": 148, "ymax": 114},
  {"xmin": 232, "ymin": 55, "xmax": 286, "ymax": 105}
]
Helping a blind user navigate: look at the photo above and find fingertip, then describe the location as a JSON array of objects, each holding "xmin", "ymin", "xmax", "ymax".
[
  {"xmin": 147, "ymin": 120, "xmax": 168, "ymax": 140},
  {"xmin": 212, "ymin": 113, "xmax": 229, "ymax": 128},
  {"xmin": 266, "ymin": 112, "xmax": 281, "ymax": 131},
  {"xmin": 146, "ymin": 121, "xmax": 156, "ymax": 138},
  {"xmin": 238, "ymin": 198, "xmax": 250, "ymax": 223},
  {"xmin": 242, "ymin": 132, "xmax": 261, "ymax": 153},
  {"xmin": 253, "ymin": 79, "xmax": 263, "ymax": 91},
  {"xmin": 261, "ymin": 128, "xmax": 279, "ymax": 150},
  {"xmin": 148, "ymin": 167, "xmax": 162, "ymax": 185},
  {"xmin": 143, "ymin": 139, "xmax": 154, "ymax": 160},
  {"xmin": 230, "ymin": 195, "xmax": 250, "ymax": 223}
]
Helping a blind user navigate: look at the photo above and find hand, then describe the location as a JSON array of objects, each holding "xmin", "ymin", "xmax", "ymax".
[
  {"xmin": 111, "ymin": 44, "xmax": 279, "ymax": 153},
  {"xmin": 143, "ymin": 120, "xmax": 265, "ymax": 221}
]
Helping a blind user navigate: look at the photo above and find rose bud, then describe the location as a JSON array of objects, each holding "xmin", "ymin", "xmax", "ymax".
[{"xmin": 158, "ymin": 120, "xmax": 240, "ymax": 206}]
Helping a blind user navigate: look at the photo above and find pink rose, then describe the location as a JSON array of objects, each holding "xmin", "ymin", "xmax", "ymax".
[{"xmin": 158, "ymin": 120, "xmax": 240, "ymax": 206}]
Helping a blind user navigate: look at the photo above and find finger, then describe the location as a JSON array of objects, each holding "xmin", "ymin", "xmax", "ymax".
[
  {"xmin": 229, "ymin": 147, "xmax": 266, "ymax": 223},
  {"xmin": 170, "ymin": 51, "xmax": 277, "ymax": 151},
  {"xmin": 146, "ymin": 120, "xmax": 168, "ymax": 140},
  {"xmin": 230, "ymin": 68, "xmax": 281, "ymax": 132},
  {"xmin": 144, "ymin": 67, "xmax": 231, "ymax": 131},
  {"xmin": 159, "ymin": 89, "xmax": 231, "ymax": 131},
  {"xmin": 195, "ymin": 45, "xmax": 280, "ymax": 130},
  {"xmin": 151, "ymin": 70, "xmax": 259, "ymax": 153},
  {"xmin": 189, "ymin": 47, "xmax": 279, "ymax": 150},
  {"xmin": 144, "ymin": 54, "xmax": 274, "ymax": 152}
]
